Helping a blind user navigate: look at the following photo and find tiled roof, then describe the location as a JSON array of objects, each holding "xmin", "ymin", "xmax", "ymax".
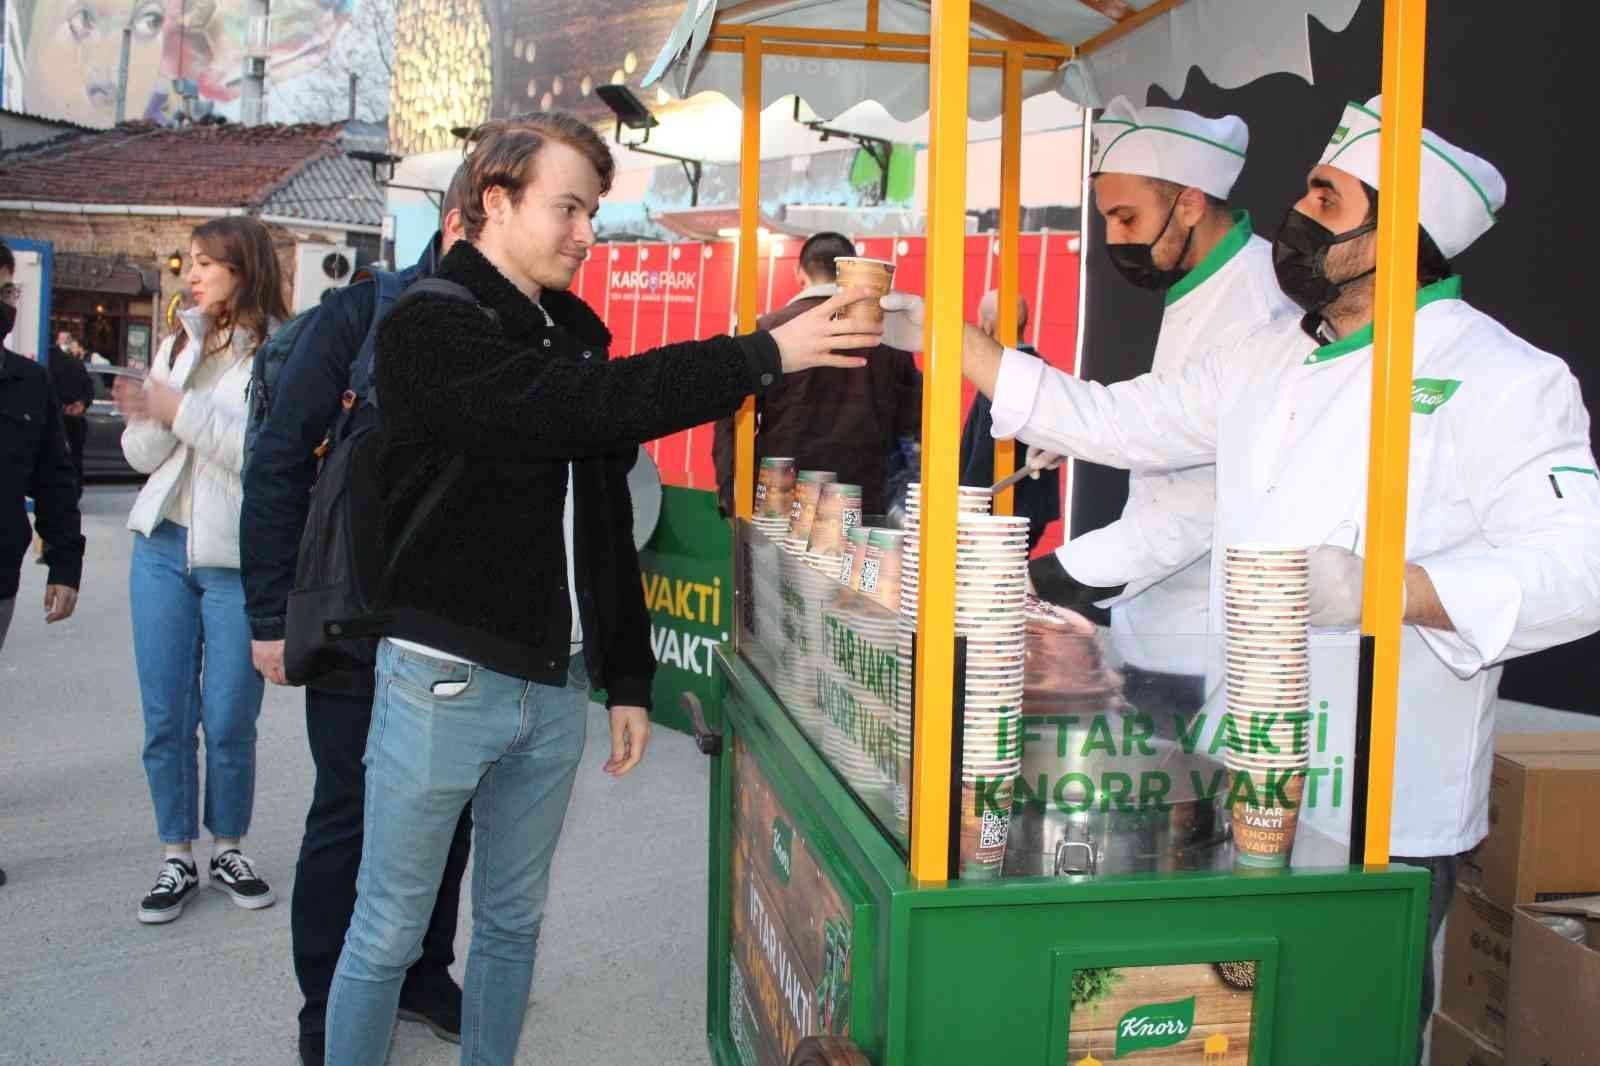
[
  {"xmin": 0, "ymin": 120, "xmax": 347, "ymax": 211},
  {"xmin": 263, "ymin": 151, "xmax": 386, "ymax": 228}
]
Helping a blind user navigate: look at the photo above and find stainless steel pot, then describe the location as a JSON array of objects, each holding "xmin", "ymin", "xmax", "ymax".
[{"xmin": 1001, "ymin": 713, "xmax": 1232, "ymax": 878}]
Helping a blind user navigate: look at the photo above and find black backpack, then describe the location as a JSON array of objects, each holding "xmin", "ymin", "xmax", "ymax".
[{"xmin": 283, "ymin": 278, "xmax": 496, "ymax": 690}]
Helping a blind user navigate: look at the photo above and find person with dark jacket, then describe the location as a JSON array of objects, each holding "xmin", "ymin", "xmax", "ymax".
[
  {"xmin": 1, "ymin": 242, "xmax": 83, "ymax": 892},
  {"xmin": 713, "ymin": 231, "xmax": 920, "ymax": 517},
  {"xmin": 239, "ymin": 172, "xmax": 473, "ymax": 1064},
  {"xmin": 1, "ymin": 242, "xmax": 83, "ymax": 654},
  {"xmin": 47, "ymin": 333, "xmax": 94, "ymax": 496},
  {"xmin": 322, "ymin": 114, "xmax": 879, "ymax": 1066},
  {"xmin": 958, "ymin": 290, "xmax": 1060, "ymax": 553}
]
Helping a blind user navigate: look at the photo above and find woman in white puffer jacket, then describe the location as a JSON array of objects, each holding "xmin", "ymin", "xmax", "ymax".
[{"xmin": 113, "ymin": 217, "xmax": 289, "ymax": 926}]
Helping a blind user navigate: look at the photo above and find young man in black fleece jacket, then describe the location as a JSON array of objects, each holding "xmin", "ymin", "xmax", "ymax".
[{"xmin": 323, "ymin": 114, "xmax": 880, "ymax": 1065}]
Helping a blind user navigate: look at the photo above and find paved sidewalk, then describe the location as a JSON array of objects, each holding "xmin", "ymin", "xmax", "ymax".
[{"xmin": 0, "ymin": 487, "xmax": 711, "ymax": 1066}]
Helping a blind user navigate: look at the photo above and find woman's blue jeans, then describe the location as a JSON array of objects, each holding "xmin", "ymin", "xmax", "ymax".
[{"xmin": 130, "ymin": 521, "xmax": 265, "ymax": 844}]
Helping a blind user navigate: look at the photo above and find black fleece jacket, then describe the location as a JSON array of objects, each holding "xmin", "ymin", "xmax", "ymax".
[{"xmin": 373, "ymin": 241, "xmax": 782, "ymax": 705}]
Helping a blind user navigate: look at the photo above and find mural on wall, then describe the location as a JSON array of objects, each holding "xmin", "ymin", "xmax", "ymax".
[
  {"xmin": 2, "ymin": 0, "xmax": 362, "ymax": 126},
  {"xmin": 391, "ymin": 0, "xmax": 685, "ymax": 156}
]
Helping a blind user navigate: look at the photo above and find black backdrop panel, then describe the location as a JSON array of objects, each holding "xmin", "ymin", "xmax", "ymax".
[{"xmin": 1069, "ymin": 0, "xmax": 1598, "ymax": 711}]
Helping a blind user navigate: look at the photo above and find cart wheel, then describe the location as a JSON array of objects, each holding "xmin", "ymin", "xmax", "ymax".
[{"xmin": 789, "ymin": 1036, "xmax": 871, "ymax": 1066}]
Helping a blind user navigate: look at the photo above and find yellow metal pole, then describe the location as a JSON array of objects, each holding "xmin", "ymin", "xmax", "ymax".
[
  {"xmin": 1359, "ymin": 0, "xmax": 1428, "ymax": 867},
  {"xmin": 733, "ymin": 44, "xmax": 763, "ymax": 521},
  {"xmin": 992, "ymin": 49, "xmax": 1023, "ymax": 515},
  {"xmin": 910, "ymin": 0, "xmax": 971, "ymax": 883}
]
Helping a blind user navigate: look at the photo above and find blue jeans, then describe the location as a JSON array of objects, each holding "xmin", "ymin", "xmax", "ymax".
[
  {"xmin": 326, "ymin": 640, "xmax": 589, "ymax": 1066},
  {"xmin": 130, "ymin": 522, "xmax": 265, "ymax": 844}
]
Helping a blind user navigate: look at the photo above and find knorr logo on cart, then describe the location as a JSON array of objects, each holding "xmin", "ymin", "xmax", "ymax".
[
  {"xmin": 1115, "ymin": 996, "xmax": 1195, "ymax": 1057},
  {"xmin": 1412, "ymin": 378, "xmax": 1462, "ymax": 414},
  {"xmin": 771, "ymin": 818, "xmax": 793, "ymax": 885}
]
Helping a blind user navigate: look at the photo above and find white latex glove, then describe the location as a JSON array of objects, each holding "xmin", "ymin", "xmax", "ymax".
[
  {"xmin": 878, "ymin": 291, "xmax": 925, "ymax": 351},
  {"xmin": 1025, "ymin": 445, "xmax": 1065, "ymax": 479},
  {"xmin": 1307, "ymin": 545, "xmax": 1368, "ymax": 627}
]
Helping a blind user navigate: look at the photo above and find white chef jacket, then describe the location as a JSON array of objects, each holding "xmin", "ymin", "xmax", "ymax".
[
  {"xmin": 1059, "ymin": 212, "xmax": 1295, "ymax": 676},
  {"xmin": 992, "ymin": 277, "xmax": 1600, "ymax": 856}
]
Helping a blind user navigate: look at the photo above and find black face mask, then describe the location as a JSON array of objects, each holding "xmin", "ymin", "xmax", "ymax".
[
  {"xmin": 0, "ymin": 303, "xmax": 15, "ymax": 342},
  {"xmin": 1272, "ymin": 207, "xmax": 1378, "ymax": 315},
  {"xmin": 1105, "ymin": 198, "xmax": 1195, "ymax": 291}
]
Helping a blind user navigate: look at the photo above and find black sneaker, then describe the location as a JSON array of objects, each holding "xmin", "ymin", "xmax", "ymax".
[
  {"xmin": 399, "ymin": 974, "xmax": 464, "ymax": 1044},
  {"xmin": 138, "ymin": 858, "xmax": 199, "ymax": 924},
  {"xmin": 208, "ymin": 849, "xmax": 276, "ymax": 909}
]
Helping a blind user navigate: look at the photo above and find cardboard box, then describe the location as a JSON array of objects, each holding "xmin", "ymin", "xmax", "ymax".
[
  {"xmin": 1430, "ymin": 1011, "xmax": 1505, "ymax": 1066},
  {"xmin": 1461, "ymin": 732, "xmax": 1600, "ymax": 909},
  {"xmin": 1441, "ymin": 886, "xmax": 1513, "ymax": 1048},
  {"xmin": 1506, "ymin": 896, "xmax": 1600, "ymax": 1065}
]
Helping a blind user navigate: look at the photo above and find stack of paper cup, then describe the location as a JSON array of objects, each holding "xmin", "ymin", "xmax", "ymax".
[
  {"xmin": 838, "ymin": 524, "xmax": 873, "ymax": 588},
  {"xmin": 1222, "ymin": 543, "xmax": 1312, "ymax": 868},
  {"xmin": 858, "ymin": 528, "xmax": 906, "ymax": 613},
  {"xmin": 785, "ymin": 470, "xmax": 837, "ymax": 555},
  {"xmin": 751, "ymin": 457, "xmax": 796, "ymax": 542},
  {"xmin": 806, "ymin": 482, "xmax": 863, "ymax": 575}
]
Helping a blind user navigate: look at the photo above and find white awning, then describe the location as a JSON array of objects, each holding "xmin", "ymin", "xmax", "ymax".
[{"xmin": 642, "ymin": 0, "xmax": 1361, "ymax": 117}]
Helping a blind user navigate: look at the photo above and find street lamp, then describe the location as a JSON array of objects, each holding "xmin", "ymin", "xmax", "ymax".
[
  {"xmin": 595, "ymin": 84, "xmax": 705, "ymax": 207},
  {"xmin": 167, "ymin": 251, "xmax": 184, "ymax": 276}
]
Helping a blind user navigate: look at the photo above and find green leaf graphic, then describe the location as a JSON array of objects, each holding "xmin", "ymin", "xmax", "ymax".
[
  {"xmin": 1411, "ymin": 378, "xmax": 1462, "ymax": 415},
  {"xmin": 1115, "ymin": 995, "xmax": 1195, "ymax": 1057}
]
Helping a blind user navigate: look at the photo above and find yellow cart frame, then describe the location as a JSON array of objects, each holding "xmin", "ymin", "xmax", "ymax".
[{"xmin": 699, "ymin": 0, "xmax": 1427, "ymax": 882}]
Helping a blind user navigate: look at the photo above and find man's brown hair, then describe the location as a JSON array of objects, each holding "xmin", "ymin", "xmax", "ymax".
[{"xmin": 457, "ymin": 113, "xmax": 615, "ymax": 241}]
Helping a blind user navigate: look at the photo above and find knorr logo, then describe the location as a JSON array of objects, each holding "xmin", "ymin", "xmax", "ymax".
[
  {"xmin": 771, "ymin": 818, "xmax": 793, "ymax": 885},
  {"xmin": 1330, "ymin": 124, "xmax": 1350, "ymax": 145},
  {"xmin": 1116, "ymin": 996, "xmax": 1195, "ymax": 1057},
  {"xmin": 1412, "ymin": 378, "xmax": 1461, "ymax": 414}
]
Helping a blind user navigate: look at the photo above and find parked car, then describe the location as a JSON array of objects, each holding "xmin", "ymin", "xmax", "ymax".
[{"xmin": 83, "ymin": 374, "xmax": 140, "ymax": 482}]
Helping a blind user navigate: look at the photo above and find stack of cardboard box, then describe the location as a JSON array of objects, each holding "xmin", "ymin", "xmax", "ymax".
[{"xmin": 1430, "ymin": 733, "xmax": 1600, "ymax": 1066}]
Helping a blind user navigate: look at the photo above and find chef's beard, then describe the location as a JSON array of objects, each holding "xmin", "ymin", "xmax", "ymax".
[{"xmin": 1317, "ymin": 229, "xmax": 1379, "ymax": 333}]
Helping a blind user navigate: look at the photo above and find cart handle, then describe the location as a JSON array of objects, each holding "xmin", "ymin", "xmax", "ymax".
[{"xmin": 681, "ymin": 692, "xmax": 723, "ymax": 757}]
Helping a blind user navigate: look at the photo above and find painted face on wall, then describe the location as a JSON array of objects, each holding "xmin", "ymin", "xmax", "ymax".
[
  {"xmin": 22, "ymin": 0, "xmax": 351, "ymax": 123},
  {"xmin": 26, "ymin": 0, "xmax": 171, "ymax": 124}
]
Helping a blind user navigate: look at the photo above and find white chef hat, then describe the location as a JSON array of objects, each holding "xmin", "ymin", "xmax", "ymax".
[
  {"xmin": 1318, "ymin": 96, "xmax": 1506, "ymax": 259},
  {"xmin": 1089, "ymin": 96, "xmax": 1249, "ymax": 200}
]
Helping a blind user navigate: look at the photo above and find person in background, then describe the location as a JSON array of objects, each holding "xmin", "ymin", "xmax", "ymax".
[
  {"xmin": 323, "ymin": 113, "xmax": 879, "ymax": 1066},
  {"xmin": 47, "ymin": 332, "xmax": 94, "ymax": 498},
  {"xmin": 241, "ymin": 168, "xmax": 474, "ymax": 1065},
  {"xmin": 0, "ymin": 241, "xmax": 84, "ymax": 888},
  {"xmin": 113, "ymin": 217, "xmax": 288, "ymax": 926},
  {"xmin": 958, "ymin": 291, "xmax": 1060, "ymax": 553},
  {"xmin": 713, "ymin": 231, "xmax": 921, "ymax": 517}
]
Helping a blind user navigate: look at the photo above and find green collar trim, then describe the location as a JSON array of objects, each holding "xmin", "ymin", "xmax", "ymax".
[
  {"xmin": 1164, "ymin": 210, "xmax": 1253, "ymax": 306},
  {"xmin": 1349, "ymin": 99, "xmax": 1382, "ymax": 122},
  {"xmin": 1303, "ymin": 276, "xmax": 1463, "ymax": 365}
]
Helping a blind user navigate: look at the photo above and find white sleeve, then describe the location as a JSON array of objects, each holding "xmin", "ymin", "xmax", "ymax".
[
  {"xmin": 1056, "ymin": 468, "xmax": 1215, "ymax": 593},
  {"xmin": 1414, "ymin": 357, "xmax": 1600, "ymax": 676},
  {"xmin": 987, "ymin": 345, "xmax": 1223, "ymax": 474},
  {"xmin": 119, "ymin": 344, "xmax": 181, "ymax": 473}
]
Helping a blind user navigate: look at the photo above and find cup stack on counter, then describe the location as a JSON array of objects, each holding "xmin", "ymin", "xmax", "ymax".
[
  {"xmin": 784, "ymin": 470, "xmax": 836, "ymax": 555},
  {"xmin": 751, "ymin": 457, "xmax": 796, "ymax": 544},
  {"xmin": 805, "ymin": 482, "xmax": 862, "ymax": 576},
  {"xmin": 1222, "ymin": 543, "xmax": 1313, "ymax": 868},
  {"xmin": 893, "ymin": 483, "xmax": 1030, "ymax": 877}
]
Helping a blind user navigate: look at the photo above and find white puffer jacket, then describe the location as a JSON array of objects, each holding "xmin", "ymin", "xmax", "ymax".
[{"xmin": 122, "ymin": 308, "xmax": 266, "ymax": 570}]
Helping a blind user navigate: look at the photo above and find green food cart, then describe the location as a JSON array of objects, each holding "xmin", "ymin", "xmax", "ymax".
[{"xmin": 642, "ymin": 1, "xmax": 1437, "ymax": 1062}]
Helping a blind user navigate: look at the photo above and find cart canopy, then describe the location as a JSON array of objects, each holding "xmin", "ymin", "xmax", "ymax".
[{"xmin": 643, "ymin": 0, "xmax": 1361, "ymax": 116}]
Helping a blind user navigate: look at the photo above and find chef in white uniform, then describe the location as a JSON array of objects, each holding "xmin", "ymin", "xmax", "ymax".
[
  {"xmin": 885, "ymin": 98, "xmax": 1600, "ymax": 1045},
  {"xmin": 1026, "ymin": 97, "xmax": 1296, "ymax": 721}
]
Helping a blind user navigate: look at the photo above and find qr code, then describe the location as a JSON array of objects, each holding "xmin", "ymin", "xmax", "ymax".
[
  {"xmin": 838, "ymin": 555, "xmax": 854, "ymax": 583},
  {"xmin": 979, "ymin": 808, "xmax": 1010, "ymax": 849},
  {"xmin": 859, "ymin": 558, "xmax": 881, "ymax": 592}
]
